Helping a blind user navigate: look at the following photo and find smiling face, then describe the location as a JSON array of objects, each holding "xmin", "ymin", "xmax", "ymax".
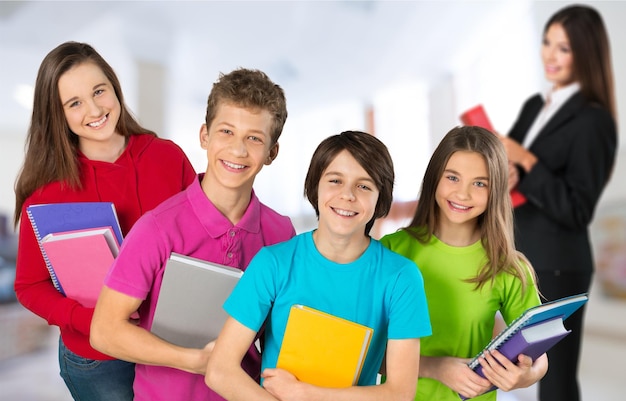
[
  {"xmin": 316, "ymin": 149, "xmax": 379, "ymax": 241},
  {"xmin": 435, "ymin": 150, "xmax": 489, "ymax": 234},
  {"xmin": 542, "ymin": 22, "xmax": 575, "ymax": 89},
  {"xmin": 58, "ymin": 62, "xmax": 122, "ymax": 152},
  {"xmin": 200, "ymin": 102, "xmax": 278, "ymax": 196}
]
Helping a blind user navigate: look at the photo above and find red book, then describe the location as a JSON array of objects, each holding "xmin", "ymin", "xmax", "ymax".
[
  {"xmin": 460, "ymin": 104, "xmax": 494, "ymax": 132},
  {"xmin": 460, "ymin": 105, "xmax": 527, "ymax": 207},
  {"xmin": 41, "ymin": 226, "xmax": 119, "ymax": 307}
]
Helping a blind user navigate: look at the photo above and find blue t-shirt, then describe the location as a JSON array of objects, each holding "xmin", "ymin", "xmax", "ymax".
[{"xmin": 224, "ymin": 230, "xmax": 432, "ymax": 385}]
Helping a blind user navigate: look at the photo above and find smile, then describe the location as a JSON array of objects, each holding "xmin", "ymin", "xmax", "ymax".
[
  {"xmin": 222, "ymin": 160, "xmax": 246, "ymax": 170},
  {"xmin": 448, "ymin": 201, "xmax": 471, "ymax": 211},
  {"xmin": 332, "ymin": 207, "xmax": 357, "ymax": 217},
  {"xmin": 87, "ymin": 114, "xmax": 108, "ymax": 128}
]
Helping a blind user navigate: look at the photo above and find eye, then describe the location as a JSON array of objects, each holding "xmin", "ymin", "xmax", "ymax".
[
  {"xmin": 474, "ymin": 181, "xmax": 488, "ymax": 188},
  {"xmin": 358, "ymin": 183, "xmax": 373, "ymax": 191},
  {"xmin": 220, "ymin": 129, "xmax": 233, "ymax": 135},
  {"xmin": 94, "ymin": 89, "xmax": 105, "ymax": 96},
  {"xmin": 446, "ymin": 175, "xmax": 459, "ymax": 182},
  {"xmin": 69, "ymin": 100, "xmax": 81, "ymax": 108},
  {"xmin": 248, "ymin": 135, "xmax": 263, "ymax": 143}
]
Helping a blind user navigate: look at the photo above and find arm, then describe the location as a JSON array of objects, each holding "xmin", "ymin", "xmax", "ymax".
[
  {"xmin": 509, "ymin": 106, "xmax": 616, "ymax": 229},
  {"xmin": 261, "ymin": 338, "xmax": 420, "ymax": 401},
  {"xmin": 477, "ymin": 350, "xmax": 548, "ymax": 392},
  {"xmin": 206, "ymin": 317, "xmax": 276, "ymax": 400},
  {"xmin": 90, "ymin": 286, "xmax": 211, "ymax": 374},
  {"xmin": 419, "ymin": 355, "xmax": 493, "ymax": 399}
]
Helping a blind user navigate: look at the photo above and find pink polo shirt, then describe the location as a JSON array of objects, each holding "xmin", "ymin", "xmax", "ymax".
[{"xmin": 104, "ymin": 174, "xmax": 295, "ymax": 401}]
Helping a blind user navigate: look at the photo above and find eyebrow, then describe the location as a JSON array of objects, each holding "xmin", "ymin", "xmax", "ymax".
[
  {"xmin": 444, "ymin": 168, "xmax": 489, "ymax": 181},
  {"xmin": 323, "ymin": 170, "xmax": 376, "ymax": 184},
  {"xmin": 62, "ymin": 82, "xmax": 107, "ymax": 107}
]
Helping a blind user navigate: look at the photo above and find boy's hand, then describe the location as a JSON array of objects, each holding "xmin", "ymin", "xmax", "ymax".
[
  {"xmin": 261, "ymin": 368, "xmax": 304, "ymax": 401},
  {"xmin": 186, "ymin": 340, "xmax": 215, "ymax": 375}
]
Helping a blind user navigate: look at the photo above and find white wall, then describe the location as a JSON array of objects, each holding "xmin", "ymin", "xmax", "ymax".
[{"xmin": 1, "ymin": 0, "xmax": 624, "ymax": 230}]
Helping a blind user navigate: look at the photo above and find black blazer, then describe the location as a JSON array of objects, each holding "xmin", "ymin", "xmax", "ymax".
[{"xmin": 509, "ymin": 92, "xmax": 617, "ymax": 274}]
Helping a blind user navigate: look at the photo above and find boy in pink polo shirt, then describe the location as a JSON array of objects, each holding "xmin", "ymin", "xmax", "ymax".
[{"xmin": 90, "ymin": 68, "xmax": 296, "ymax": 401}]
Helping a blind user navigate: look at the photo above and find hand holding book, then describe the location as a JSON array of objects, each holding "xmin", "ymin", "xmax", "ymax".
[{"xmin": 460, "ymin": 293, "xmax": 588, "ymax": 399}]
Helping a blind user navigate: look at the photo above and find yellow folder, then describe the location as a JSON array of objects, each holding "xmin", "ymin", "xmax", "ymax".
[{"xmin": 276, "ymin": 304, "xmax": 373, "ymax": 388}]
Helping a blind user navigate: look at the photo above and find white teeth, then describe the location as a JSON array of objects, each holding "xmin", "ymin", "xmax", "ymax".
[
  {"xmin": 450, "ymin": 202, "xmax": 469, "ymax": 210},
  {"xmin": 334, "ymin": 208, "xmax": 356, "ymax": 217},
  {"xmin": 88, "ymin": 115, "xmax": 107, "ymax": 127},
  {"xmin": 223, "ymin": 160, "xmax": 245, "ymax": 169}
]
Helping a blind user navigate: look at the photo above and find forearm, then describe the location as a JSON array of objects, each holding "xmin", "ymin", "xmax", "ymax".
[
  {"xmin": 418, "ymin": 355, "xmax": 448, "ymax": 381},
  {"xmin": 90, "ymin": 317, "xmax": 203, "ymax": 372},
  {"xmin": 288, "ymin": 381, "xmax": 416, "ymax": 401},
  {"xmin": 207, "ymin": 365, "xmax": 277, "ymax": 401}
]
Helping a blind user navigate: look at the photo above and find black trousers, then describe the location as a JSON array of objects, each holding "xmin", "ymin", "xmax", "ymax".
[{"xmin": 536, "ymin": 270, "xmax": 592, "ymax": 401}]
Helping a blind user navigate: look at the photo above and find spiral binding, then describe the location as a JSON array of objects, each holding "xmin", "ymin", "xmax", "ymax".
[
  {"xmin": 467, "ymin": 313, "xmax": 529, "ymax": 369},
  {"xmin": 27, "ymin": 209, "xmax": 65, "ymax": 295}
]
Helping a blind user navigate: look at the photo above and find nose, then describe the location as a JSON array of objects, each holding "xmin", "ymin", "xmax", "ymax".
[
  {"xmin": 340, "ymin": 186, "xmax": 356, "ymax": 201},
  {"xmin": 86, "ymin": 97, "xmax": 103, "ymax": 117},
  {"xmin": 230, "ymin": 137, "xmax": 248, "ymax": 157},
  {"xmin": 455, "ymin": 184, "xmax": 471, "ymax": 201}
]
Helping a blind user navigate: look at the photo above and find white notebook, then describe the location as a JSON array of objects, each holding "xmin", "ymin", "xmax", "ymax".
[{"xmin": 151, "ymin": 252, "xmax": 243, "ymax": 349}]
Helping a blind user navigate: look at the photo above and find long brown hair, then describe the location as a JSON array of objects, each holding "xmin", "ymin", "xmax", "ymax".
[
  {"xmin": 546, "ymin": 5, "xmax": 616, "ymax": 119},
  {"xmin": 14, "ymin": 41, "xmax": 156, "ymax": 226},
  {"xmin": 405, "ymin": 126, "xmax": 536, "ymax": 290}
]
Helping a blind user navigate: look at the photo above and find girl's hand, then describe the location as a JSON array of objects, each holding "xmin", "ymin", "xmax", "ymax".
[
  {"xmin": 478, "ymin": 350, "xmax": 543, "ymax": 392},
  {"xmin": 435, "ymin": 357, "xmax": 493, "ymax": 399}
]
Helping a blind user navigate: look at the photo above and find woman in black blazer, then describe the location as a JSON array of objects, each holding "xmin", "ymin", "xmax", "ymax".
[{"xmin": 500, "ymin": 5, "xmax": 617, "ymax": 401}]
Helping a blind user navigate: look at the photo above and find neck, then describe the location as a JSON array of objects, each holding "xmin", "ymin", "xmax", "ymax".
[
  {"xmin": 434, "ymin": 220, "xmax": 481, "ymax": 247},
  {"xmin": 312, "ymin": 227, "xmax": 369, "ymax": 264},
  {"xmin": 79, "ymin": 134, "xmax": 127, "ymax": 162},
  {"xmin": 200, "ymin": 175, "xmax": 252, "ymax": 225}
]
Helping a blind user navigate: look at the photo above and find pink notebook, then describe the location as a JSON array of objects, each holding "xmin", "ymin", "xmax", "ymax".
[{"xmin": 41, "ymin": 226, "xmax": 119, "ymax": 307}]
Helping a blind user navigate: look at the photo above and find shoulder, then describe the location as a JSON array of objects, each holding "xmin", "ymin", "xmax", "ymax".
[
  {"xmin": 258, "ymin": 202, "xmax": 295, "ymax": 236},
  {"xmin": 372, "ymin": 239, "xmax": 422, "ymax": 280},
  {"xmin": 519, "ymin": 94, "xmax": 544, "ymax": 114},
  {"xmin": 129, "ymin": 134, "xmax": 188, "ymax": 159},
  {"xmin": 380, "ymin": 229, "xmax": 413, "ymax": 247},
  {"xmin": 142, "ymin": 187, "xmax": 191, "ymax": 221}
]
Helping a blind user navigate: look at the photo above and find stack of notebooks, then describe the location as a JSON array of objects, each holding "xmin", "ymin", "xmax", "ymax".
[{"xmin": 27, "ymin": 202, "xmax": 123, "ymax": 307}]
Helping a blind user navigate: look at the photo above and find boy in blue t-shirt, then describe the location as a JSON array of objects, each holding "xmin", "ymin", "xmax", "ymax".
[{"xmin": 206, "ymin": 131, "xmax": 431, "ymax": 400}]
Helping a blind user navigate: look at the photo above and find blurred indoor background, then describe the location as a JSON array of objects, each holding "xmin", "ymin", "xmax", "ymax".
[{"xmin": 1, "ymin": 1, "xmax": 625, "ymax": 400}]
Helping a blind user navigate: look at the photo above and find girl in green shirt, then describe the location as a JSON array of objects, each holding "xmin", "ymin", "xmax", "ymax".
[{"xmin": 381, "ymin": 126, "xmax": 548, "ymax": 400}]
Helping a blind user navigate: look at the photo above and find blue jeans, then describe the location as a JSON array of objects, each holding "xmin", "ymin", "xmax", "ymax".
[{"xmin": 58, "ymin": 336, "xmax": 135, "ymax": 401}]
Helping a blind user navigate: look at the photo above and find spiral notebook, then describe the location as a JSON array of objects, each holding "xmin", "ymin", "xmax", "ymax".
[
  {"xmin": 460, "ymin": 293, "xmax": 588, "ymax": 399},
  {"xmin": 467, "ymin": 293, "xmax": 588, "ymax": 370},
  {"xmin": 26, "ymin": 202, "xmax": 123, "ymax": 293}
]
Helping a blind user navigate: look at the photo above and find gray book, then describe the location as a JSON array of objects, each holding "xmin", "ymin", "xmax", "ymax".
[{"xmin": 151, "ymin": 252, "xmax": 243, "ymax": 349}]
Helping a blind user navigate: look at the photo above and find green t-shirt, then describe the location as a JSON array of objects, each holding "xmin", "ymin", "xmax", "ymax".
[{"xmin": 380, "ymin": 229, "xmax": 540, "ymax": 401}]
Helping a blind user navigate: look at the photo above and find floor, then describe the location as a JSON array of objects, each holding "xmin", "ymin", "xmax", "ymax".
[{"xmin": 0, "ymin": 280, "xmax": 624, "ymax": 400}]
